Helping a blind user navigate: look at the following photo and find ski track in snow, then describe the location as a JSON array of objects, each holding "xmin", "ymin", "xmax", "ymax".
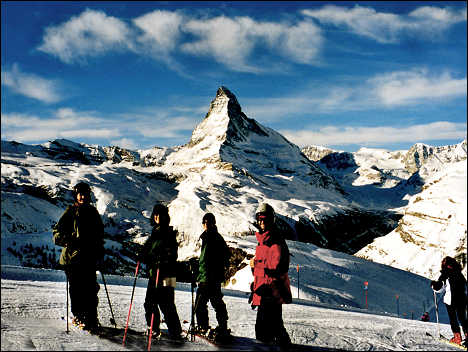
[{"xmin": 1, "ymin": 266, "xmax": 461, "ymax": 351}]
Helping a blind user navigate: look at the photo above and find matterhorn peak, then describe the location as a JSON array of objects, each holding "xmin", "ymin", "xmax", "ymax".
[{"xmin": 189, "ymin": 86, "xmax": 267, "ymax": 148}]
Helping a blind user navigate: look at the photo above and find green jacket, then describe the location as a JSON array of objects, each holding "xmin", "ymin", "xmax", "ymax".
[
  {"xmin": 139, "ymin": 225, "xmax": 178, "ymax": 283},
  {"xmin": 197, "ymin": 227, "xmax": 230, "ymax": 284},
  {"xmin": 53, "ymin": 204, "xmax": 105, "ymax": 267}
]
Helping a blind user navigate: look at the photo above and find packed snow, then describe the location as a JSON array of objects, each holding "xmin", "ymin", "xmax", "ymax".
[{"xmin": 1, "ymin": 260, "xmax": 461, "ymax": 351}]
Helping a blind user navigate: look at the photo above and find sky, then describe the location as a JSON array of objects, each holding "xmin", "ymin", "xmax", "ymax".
[{"xmin": 1, "ymin": 1, "xmax": 467, "ymax": 152}]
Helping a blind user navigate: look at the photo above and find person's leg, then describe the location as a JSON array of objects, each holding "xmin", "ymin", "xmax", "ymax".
[
  {"xmin": 144, "ymin": 280, "xmax": 160, "ymax": 332},
  {"xmin": 208, "ymin": 284, "xmax": 228, "ymax": 330},
  {"xmin": 66, "ymin": 265, "xmax": 85, "ymax": 323},
  {"xmin": 446, "ymin": 303, "xmax": 461, "ymax": 334},
  {"xmin": 158, "ymin": 287, "xmax": 182, "ymax": 336},
  {"xmin": 255, "ymin": 302, "xmax": 272, "ymax": 343},
  {"xmin": 273, "ymin": 304, "xmax": 291, "ymax": 346},
  {"xmin": 195, "ymin": 283, "xmax": 210, "ymax": 330}
]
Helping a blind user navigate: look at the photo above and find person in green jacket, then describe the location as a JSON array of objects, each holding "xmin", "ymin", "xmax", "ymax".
[
  {"xmin": 139, "ymin": 203, "xmax": 183, "ymax": 341},
  {"xmin": 194, "ymin": 213, "xmax": 231, "ymax": 342},
  {"xmin": 52, "ymin": 182, "xmax": 105, "ymax": 331}
]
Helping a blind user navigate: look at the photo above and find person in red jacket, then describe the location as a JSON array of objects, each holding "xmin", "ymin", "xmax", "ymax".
[{"xmin": 250, "ymin": 203, "xmax": 292, "ymax": 346}]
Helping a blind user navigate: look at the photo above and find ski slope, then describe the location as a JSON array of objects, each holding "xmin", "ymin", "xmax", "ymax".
[{"xmin": 1, "ymin": 265, "xmax": 461, "ymax": 351}]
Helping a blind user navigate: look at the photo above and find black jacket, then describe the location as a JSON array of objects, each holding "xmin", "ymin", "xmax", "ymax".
[{"xmin": 139, "ymin": 225, "xmax": 178, "ymax": 283}]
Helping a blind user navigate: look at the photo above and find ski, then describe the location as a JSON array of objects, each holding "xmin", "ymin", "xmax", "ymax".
[
  {"xmin": 426, "ymin": 332, "xmax": 467, "ymax": 351},
  {"xmin": 439, "ymin": 336, "xmax": 467, "ymax": 351}
]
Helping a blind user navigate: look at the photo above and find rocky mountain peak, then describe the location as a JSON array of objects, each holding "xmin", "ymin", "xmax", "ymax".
[{"xmin": 189, "ymin": 86, "xmax": 267, "ymax": 148}]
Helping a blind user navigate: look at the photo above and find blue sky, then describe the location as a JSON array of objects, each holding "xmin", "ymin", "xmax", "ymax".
[{"xmin": 1, "ymin": 1, "xmax": 466, "ymax": 152}]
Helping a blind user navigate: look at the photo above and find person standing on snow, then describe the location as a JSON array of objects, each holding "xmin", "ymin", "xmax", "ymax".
[
  {"xmin": 139, "ymin": 203, "xmax": 183, "ymax": 341},
  {"xmin": 431, "ymin": 256, "xmax": 468, "ymax": 347},
  {"xmin": 194, "ymin": 213, "xmax": 231, "ymax": 342},
  {"xmin": 249, "ymin": 203, "xmax": 292, "ymax": 346},
  {"xmin": 53, "ymin": 182, "xmax": 105, "ymax": 332}
]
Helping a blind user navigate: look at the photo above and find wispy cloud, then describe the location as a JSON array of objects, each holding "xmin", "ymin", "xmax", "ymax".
[
  {"xmin": 244, "ymin": 68, "xmax": 466, "ymax": 123},
  {"xmin": 281, "ymin": 121, "xmax": 467, "ymax": 148},
  {"xmin": 370, "ymin": 69, "xmax": 467, "ymax": 106},
  {"xmin": 36, "ymin": 9, "xmax": 324, "ymax": 73},
  {"xmin": 1, "ymin": 108, "xmax": 119, "ymax": 142},
  {"xmin": 1, "ymin": 64, "xmax": 63, "ymax": 103},
  {"xmin": 302, "ymin": 5, "xmax": 466, "ymax": 43},
  {"xmin": 35, "ymin": 6, "xmax": 465, "ymax": 73},
  {"xmin": 1, "ymin": 106, "xmax": 200, "ymax": 147},
  {"xmin": 37, "ymin": 9, "xmax": 132, "ymax": 64}
]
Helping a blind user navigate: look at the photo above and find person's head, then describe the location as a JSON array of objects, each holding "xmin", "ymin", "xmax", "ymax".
[
  {"xmin": 73, "ymin": 182, "xmax": 92, "ymax": 206},
  {"xmin": 441, "ymin": 256, "xmax": 461, "ymax": 271},
  {"xmin": 150, "ymin": 203, "xmax": 170, "ymax": 227},
  {"xmin": 202, "ymin": 213, "xmax": 216, "ymax": 231},
  {"xmin": 255, "ymin": 203, "xmax": 275, "ymax": 232}
]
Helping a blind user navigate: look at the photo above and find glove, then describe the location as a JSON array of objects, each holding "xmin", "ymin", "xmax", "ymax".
[
  {"xmin": 431, "ymin": 280, "xmax": 442, "ymax": 290},
  {"xmin": 255, "ymin": 284, "xmax": 272, "ymax": 298}
]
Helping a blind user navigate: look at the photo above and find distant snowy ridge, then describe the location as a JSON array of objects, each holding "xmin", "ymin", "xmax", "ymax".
[{"xmin": 302, "ymin": 140, "xmax": 467, "ymax": 279}]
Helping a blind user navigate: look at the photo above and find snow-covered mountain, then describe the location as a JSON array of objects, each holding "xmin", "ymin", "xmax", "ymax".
[
  {"xmin": 302, "ymin": 140, "xmax": 467, "ymax": 279},
  {"xmin": 1, "ymin": 86, "xmax": 466, "ymax": 285}
]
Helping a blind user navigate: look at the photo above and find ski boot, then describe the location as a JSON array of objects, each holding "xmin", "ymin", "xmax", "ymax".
[
  {"xmin": 450, "ymin": 332, "xmax": 463, "ymax": 346},
  {"xmin": 208, "ymin": 326, "xmax": 232, "ymax": 344}
]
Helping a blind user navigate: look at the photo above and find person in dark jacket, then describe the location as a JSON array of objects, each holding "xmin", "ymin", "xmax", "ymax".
[
  {"xmin": 194, "ymin": 213, "xmax": 231, "ymax": 341},
  {"xmin": 139, "ymin": 203, "xmax": 183, "ymax": 341},
  {"xmin": 431, "ymin": 256, "xmax": 468, "ymax": 346},
  {"xmin": 52, "ymin": 182, "xmax": 105, "ymax": 331},
  {"xmin": 250, "ymin": 203, "xmax": 292, "ymax": 347}
]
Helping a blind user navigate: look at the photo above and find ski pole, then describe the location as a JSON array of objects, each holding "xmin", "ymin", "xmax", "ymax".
[
  {"xmin": 189, "ymin": 280, "xmax": 196, "ymax": 342},
  {"xmin": 147, "ymin": 267, "xmax": 160, "ymax": 351},
  {"xmin": 433, "ymin": 290, "xmax": 440, "ymax": 337},
  {"xmin": 66, "ymin": 275, "xmax": 69, "ymax": 334},
  {"xmin": 100, "ymin": 271, "xmax": 117, "ymax": 328},
  {"xmin": 123, "ymin": 261, "xmax": 140, "ymax": 346}
]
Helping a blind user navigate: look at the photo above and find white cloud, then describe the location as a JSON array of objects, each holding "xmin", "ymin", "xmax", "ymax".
[
  {"xmin": 281, "ymin": 121, "xmax": 467, "ymax": 148},
  {"xmin": 133, "ymin": 10, "xmax": 184, "ymax": 53},
  {"xmin": 37, "ymin": 9, "xmax": 131, "ymax": 63},
  {"xmin": 302, "ymin": 5, "xmax": 466, "ymax": 43},
  {"xmin": 181, "ymin": 16, "xmax": 322, "ymax": 72},
  {"xmin": 370, "ymin": 69, "xmax": 467, "ymax": 106},
  {"xmin": 110, "ymin": 138, "xmax": 138, "ymax": 150},
  {"xmin": 1, "ymin": 109, "xmax": 120, "ymax": 142},
  {"xmin": 1, "ymin": 64, "xmax": 62, "ymax": 103}
]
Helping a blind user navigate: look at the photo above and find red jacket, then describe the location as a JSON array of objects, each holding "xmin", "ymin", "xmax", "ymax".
[{"xmin": 251, "ymin": 228, "xmax": 292, "ymax": 306}]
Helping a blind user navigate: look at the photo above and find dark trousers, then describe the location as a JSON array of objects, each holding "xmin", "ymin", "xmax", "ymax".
[
  {"xmin": 446, "ymin": 302, "xmax": 468, "ymax": 334},
  {"xmin": 195, "ymin": 282, "xmax": 228, "ymax": 329},
  {"xmin": 144, "ymin": 282, "xmax": 182, "ymax": 336},
  {"xmin": 65, "ymin": 264, "xmax": 99, "ymax": 325},
  {"xmin": 255, "ymin": 302, "xmax": 290, "ymax": 344}
]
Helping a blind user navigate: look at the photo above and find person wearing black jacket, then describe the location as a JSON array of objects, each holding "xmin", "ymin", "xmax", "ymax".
[
  {"xmin": 194, "ymin": 213, "xmax": 231, "ymax": 342},
  {"xmin": 431, "ymin": 256, "xmax": 468, "ymax": 346},
  {"xmin": 139, "ymin": 203, "xmax": 183, "ymax": 341},
  {"xmin": 53, "ymin": 182, "xmax": 105, "ymax": 332}
]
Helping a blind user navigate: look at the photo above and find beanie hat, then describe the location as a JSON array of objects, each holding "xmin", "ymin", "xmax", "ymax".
[
  {"xmin": 255, "ymin": 203, "xmax": 275, "ymax": 221},
  {"xmin": 73, "ymin": 182, "xmax": 91, "ymax": 199},
  {"xmin": 202, "ymin": 213, "xmax": 216, "ymax": 225}
]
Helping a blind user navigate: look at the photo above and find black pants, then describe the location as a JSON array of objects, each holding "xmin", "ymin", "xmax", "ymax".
[
  {"xmin": 195, "ymin": 282, "xmax": 228, "ymax": 329},
  {"xmin": 446, "ymin": 301, "xmax": 468, "ymax": 334},
  {"xmin": 144, "ymin": 282, "xmax": 182, "ymax": 337},
  {"xmin": 65, "ymin": 264, "xmax": 99, "ymax": 325},
  {"xmin": 255, "ymin": 301, "xmax": 290, "ymax": 344}
]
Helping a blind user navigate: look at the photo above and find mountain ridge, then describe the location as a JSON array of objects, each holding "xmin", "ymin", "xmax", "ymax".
[{"xmin": 1, "ymin": 86, "xmax": 466, "ymax": 280}]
